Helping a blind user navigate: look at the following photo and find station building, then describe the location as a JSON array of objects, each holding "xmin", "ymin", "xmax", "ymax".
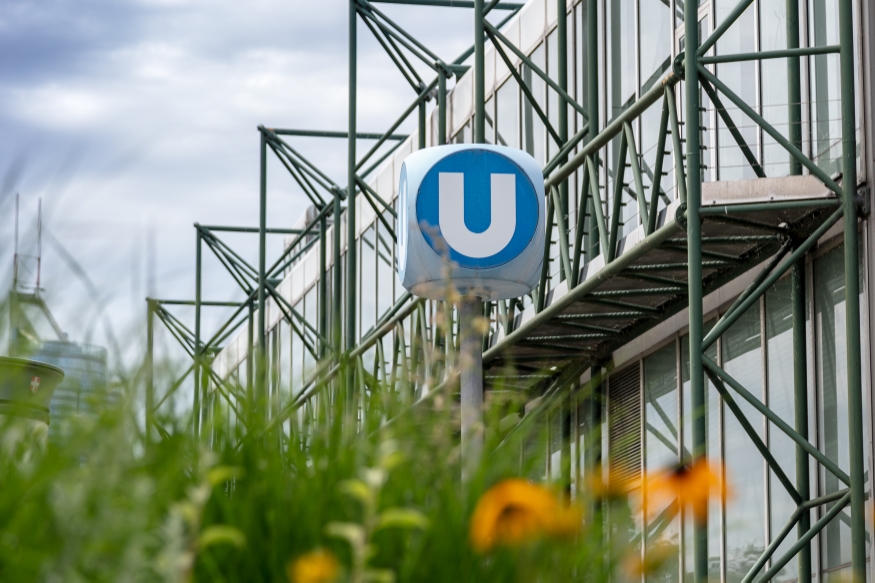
[{"xmin": 207, "ymin": 0, "xmax": 875, "ymax": 580}]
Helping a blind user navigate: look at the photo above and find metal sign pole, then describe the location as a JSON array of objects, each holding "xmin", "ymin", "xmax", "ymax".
[
  {"xmin": 460, "ymin": 0, "xmax": 487, "ymax": 480},
  {"xmin": 395, "ymin": 7, "xmax": 542, "ymax": 481},
  {"xmin": 459, "ymin": 295, "xmax": 483, "ymax": 480}
]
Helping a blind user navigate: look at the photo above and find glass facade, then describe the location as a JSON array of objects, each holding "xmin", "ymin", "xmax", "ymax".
[
  {"xmin": 580, "ymin": 242, "xmax": 870, "ymax": 582},
  {"xmin": 31, "ymin": 340, "xmax": 110, "ymax": 443}
]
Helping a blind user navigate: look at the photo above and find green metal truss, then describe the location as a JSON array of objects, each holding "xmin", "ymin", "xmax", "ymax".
[{"xmin": 145, "ymin": 0, "xmax": 866, "ymax": 580}]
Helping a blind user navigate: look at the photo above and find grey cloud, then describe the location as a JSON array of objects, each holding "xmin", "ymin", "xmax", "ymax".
[{"xmin": 0, "ymin": 0, "xmax": 487, "ymax": 374}]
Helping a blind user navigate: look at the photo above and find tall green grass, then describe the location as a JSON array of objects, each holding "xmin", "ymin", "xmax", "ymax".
[{"xmin": 0, "ymin": 363, "xmax": 647, "ymax": 582}]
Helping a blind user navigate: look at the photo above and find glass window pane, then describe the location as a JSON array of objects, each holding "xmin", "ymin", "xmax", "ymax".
[
  {"xmin": 644, "ymin": 342, "xmax": 680, "ymax": 582},
  {"xmin": 607, "ymin": 0, "xmax": 636, "ymax": 238},
  {"xmin": 377, "ymin": 223, "xmax": 394, "ymax": 321},
  {"xmin": 280, "ymin": 320, "xmax": 292, "ymax": 401},
  {"xmin": 765, "ymin": 277, "xmax": 803, "ymax": 582},
  {"xmin": 575, "ymin": 4, "xmax": 585, "ymax": 115},
  {"xmin": 303, "ymin": 290, "xmax": 317, "ymax": 381},
  {"xmin": 714, "ymin": 0, "xmax": 758, "ymax": 180},
  {"xmin": 640, "ymin": 0, "xmax": 672, "ymax": 93},
  {"xmin": 760, "ymin": 0, "xmax": 790, "ymax": 177},
  {"xmin": 814, "ymin": 243, "xmax": 868, "ymax": 575},
  {"xmin": 547, "ymin": 31, "xmax": 561, "ymax": 160},
  {"xmin": 607, "ymin": 0, "xmax": 636, "ymax": 119},
  {"xmin": 292, "ymin": 305, "xmax": 304, "ymax": 395},
  {"xmin": 522, "ymin": 43, "xmax": 547, "ymax": 165},
  {"xmin": 549, "ymin": 410, "xmax": 563, "ymax": 483},
  {"xmin": 360, "ymin": 226, "xmax": 377, "ymax": 337},
  {"xmin": 484, "ymin": 96, "xmax": 495, "ymax": 144},
  {"xmin": 682, "ymin": 324, "xmax": 720, "ymax": 580},
  {"xmin": 809, "ymin": 0, "xmax": 843, "ymax": 174},
  {"xmin": 496, "ymin": 80, "xmax": 520, "ymax": 148},
  {"xmin": 722, "ymin": 302, "xmax": 765, "ymax": 582},
  {"xmin": 523, "ymin": 416, "xmax": 549, "ymax": 481}
]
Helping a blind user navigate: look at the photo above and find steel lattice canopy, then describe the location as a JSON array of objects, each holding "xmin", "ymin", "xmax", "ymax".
[{"xmin": 482, "ymin": 175, "xmax": 839, "ymax": 391}]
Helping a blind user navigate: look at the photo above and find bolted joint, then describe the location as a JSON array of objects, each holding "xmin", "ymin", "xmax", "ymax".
[
  {"xmin": 418, "ymin": 81, "xmax": 433, "ymax": 103},
  {"xmin": 672, "ymin": 54, "xmax": 686, "ymax": 79},
  {"xmin": 676, "ymin": 202, "xmax": 689, "ymax": 229},
  {"xmin": 856, "ymin": 186, "xmax": 871, "ymax": 217},
  {"xmin": 435, "ymin": 60, "xmax": 455, "ymax": 80}
]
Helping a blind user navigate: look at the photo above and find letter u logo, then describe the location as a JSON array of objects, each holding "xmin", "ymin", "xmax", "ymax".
[
  {"xmin": 438, "ymin": 172, "xmax": 516, "ymax": 258},
  {"xmin": 415, "ymin": 148, "xmax": 539, "ymax": 270}
]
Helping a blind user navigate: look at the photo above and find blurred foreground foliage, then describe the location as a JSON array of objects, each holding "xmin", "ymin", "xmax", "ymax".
[{"xmin": 0, "ymin": 376, "xmax": 642, "ymax": 583}]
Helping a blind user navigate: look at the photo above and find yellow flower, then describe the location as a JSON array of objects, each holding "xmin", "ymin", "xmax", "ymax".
[
  {"xmin": 287, "ymin": 549, "xmax": 339, "ymax": 583},
  {"xmin": 469, "ymin": 479, "xmax": 582, "ymax": 553},
  {"xmin": 645, "ymin": 460, "xmax": 729, "ymax": 524}
]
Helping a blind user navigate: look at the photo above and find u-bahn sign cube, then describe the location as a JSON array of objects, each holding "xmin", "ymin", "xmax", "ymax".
[{"xmin": 396, "ymin": 144, "xmax": 545, "ymax": 301}]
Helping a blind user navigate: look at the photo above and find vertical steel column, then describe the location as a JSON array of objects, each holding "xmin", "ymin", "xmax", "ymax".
[
  {"xmin": 257, "ymin": 131, "xmax": 268, "ymax": 416},
  {"xmin": 838, "ymin": 0, "xmax": 866, "ymax": 578},
  {"xmin": 474, "ymin": 0, "xmax": 485, "ymax": 144},
  {"xmin": 319, "ymin": 214, "xmax": 328, "ymax": 359},
  {"xmin": 557, "ymin": 0, "xmax": 569, "ymax": 279},
  {"xmin": 146, "ymin": 299, "xmax": 154, "ymax": 447},
  {"xmin": 334, "ymin": 200, "xmax": 343, "ymax": 357},
  {"xmin": 684, "ymin": 1, "xmax": 708, "ymax": 580},
  {"xmin": 438, "ymin": 66, "xmax": 447, "ymax": 146},
  {"xmin": 792, "ymin": 258, "xmax": 811, "ymax": 583},
  {"xmin": 247, "ymin": 301, "xmax": 255, "ymax": 408},
  {"xmin": 786, "ymin": 0, "xmax": 802, "ymax": 175},
  {"xmin": 194, "ymin": 230, "xmax": 202, "ymax": 438},
  {"xmin": 419, "ymin": 97, "xmax": 427, "ymax": 149},
  {"xmin": 557, "ymin": 0, "xmax": 572, "ymax": 494},
  {"xmin": 787, "ymin": 3, "xmax": 810, "ymax": 577},
  {"xmin": 346, "ymin": 0, "xmax": 358, "ymax": 406},
  {"xmin": 460, "ymin": 297, "xmax": 484, "ymax": 478},
  {"xmin": 577, "ymin": 0, "xmax": 602, "ymax": 498},
  {"xmin": 8, "ymin": 291, "xmax": 17, "ymax": 355},
  {"xmin": 586, "ymin": 0, "xmax": 599, "ymax": 259},
  {"xmin": 333, "ymin": 182, "xmax": 343, "ymax": 415},
  {"xmin": 461, "ymin": 0, "xmax": 487, "ymax": 478}
]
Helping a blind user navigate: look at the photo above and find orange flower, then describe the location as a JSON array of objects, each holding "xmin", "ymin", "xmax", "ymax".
[
  {"xmin": 469, "ymin": 479, "xmax": 582, "ymax": 553},
  {"xmin": 585, "ymin": 465, "xmax": 639, "ymax": 501},
  {"xmin": 645, "ymin": 460, "xmax": 729, "ymax": 523},
  {"xmin": 287, "ymin": 549, "xmax": 340, "ymax": 583}
]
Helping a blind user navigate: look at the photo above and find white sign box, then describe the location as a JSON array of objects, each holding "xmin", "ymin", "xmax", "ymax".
[{"xmin": 396, "ymin": 144, "xmax": 545, "ymax": 301}]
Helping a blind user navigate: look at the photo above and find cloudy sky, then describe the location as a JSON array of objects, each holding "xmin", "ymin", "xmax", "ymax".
[{"xmin": 0, "ymin": 0, "xmax": 500, "ymax": 380}]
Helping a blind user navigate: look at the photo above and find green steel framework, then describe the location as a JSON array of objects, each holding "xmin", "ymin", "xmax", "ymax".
[{"xmin": 143, "ymin": 0, "xmax": 868, "ymax": 580}]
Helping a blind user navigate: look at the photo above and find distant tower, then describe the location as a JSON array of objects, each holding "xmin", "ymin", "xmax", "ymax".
[{"xmin": 7, "ymin": 195, "xmax": 110, "ymax": 441}]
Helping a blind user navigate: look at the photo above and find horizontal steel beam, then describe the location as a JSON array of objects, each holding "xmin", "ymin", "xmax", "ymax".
[
  {"xmin": 153, "ymin": 299, "xmax": 247, "ymax": 307},
  {"xmin": 523, "ymin": 333, "xmax": 609, "ymax": 341},
  {"xmin": 267, "ymin": 128, "xmax": 409, "ymax": 140},
  {"xmin": 197, "ymin": 225, "xmax": 309, "ymax": 235},
  {"xmin": 698, "ymin": 199, "xmax": 840, "ymax": 215},
  {"xmin": 623, "ymin": 261, "xmax": 733, "ymax": 271},
  {"xmin": 370, "ymin": 0, "xmax": 523, "ymax": 6},
  {"xmin": 698, "ymin": 45, "xmax": 840, "ymax": 65},
  {"xmin": 801, "ymin": 488, "xmax": 849, "ymax": 510},
  {"xmin": 555, "ymin": 311, "xmax": 651, "ymax": 320},
  {"xmin": 588, "ymin": 287, "xmax": 687, "ymax": 297}
]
